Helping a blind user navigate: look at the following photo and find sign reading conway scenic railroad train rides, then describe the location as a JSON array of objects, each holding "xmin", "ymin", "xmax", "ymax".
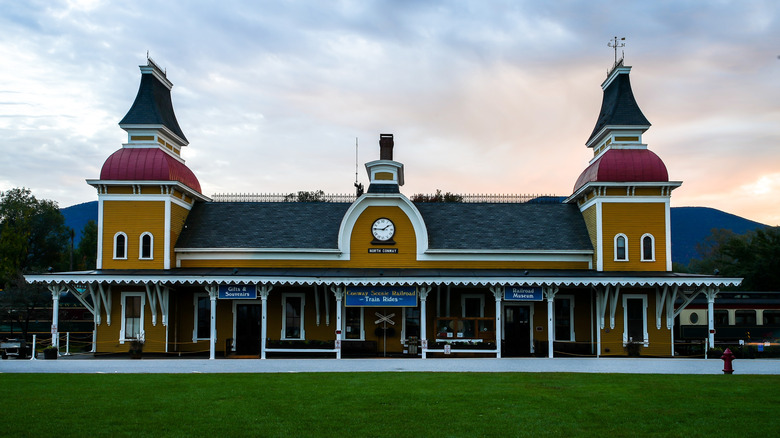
[
  {"xmin": 504, "ymin": 286, "xmax": 543, "ymax": 301},
  {"xmin": 218, "ymin": 285, "xmax": 257, "ymax": 299},
  {"xmin": 345, "ymin": 286, "xmax": 417, "ymax": 307}
]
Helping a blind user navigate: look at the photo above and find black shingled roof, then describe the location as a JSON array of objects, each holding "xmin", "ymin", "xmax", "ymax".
[
  {"xmin": 177, "ymin": 201, "xmax": 593, "ymax": 252},
  {"xmin": 415, "ymin": 202, "xmax": 592, "ymax": 251},
  {"xmin": 586, "ymin": 69, "xmax": 650, "ymax": 145},
  {"xmin": 119, "ymin": 72, "xmax": 188, "ymax": 142},
  {"xmin": 176, "ymin": 202, "xmax": 352, "ymax": 249}
]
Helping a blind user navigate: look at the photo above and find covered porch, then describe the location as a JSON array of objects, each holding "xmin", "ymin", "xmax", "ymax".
[{"xmin": 26, "ymin": 269, "xmax": 741, "ymax": 359}]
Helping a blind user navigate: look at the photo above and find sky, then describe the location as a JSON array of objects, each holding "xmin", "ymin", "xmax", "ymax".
[{"xmin": 1, "ymin": 0, "xmax": 779, "ymax": 226}]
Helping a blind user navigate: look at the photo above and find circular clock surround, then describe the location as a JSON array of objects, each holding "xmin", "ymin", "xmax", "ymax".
[{"xmin": 371, "ymin": 217, "xmax": 395, "ymax": 242}]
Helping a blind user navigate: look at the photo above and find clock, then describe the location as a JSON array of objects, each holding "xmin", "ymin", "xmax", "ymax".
[{"xmin": 371, "ymin": 218, "xmax": 395, "ymax": 242}]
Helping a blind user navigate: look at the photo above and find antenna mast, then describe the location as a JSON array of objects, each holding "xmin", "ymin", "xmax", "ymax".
[{"xmin": 354, "ymin": 137, "xmax": 364, "ymax": 197}]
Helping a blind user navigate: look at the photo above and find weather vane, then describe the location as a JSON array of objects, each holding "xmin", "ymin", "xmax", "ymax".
[{"xmin": 608, "ymin": 36, "xmax": 626, "ymax": 67}]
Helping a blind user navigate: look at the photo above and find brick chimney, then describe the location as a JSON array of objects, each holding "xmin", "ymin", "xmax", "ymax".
[{"xmin": 379, "ymin": 134, "xmax": 394, "ymax": 160}]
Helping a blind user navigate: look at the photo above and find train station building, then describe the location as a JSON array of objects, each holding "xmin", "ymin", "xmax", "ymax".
[{"xmin": 27, "ymin": 57, "xmax": 741, "ymax": 359}]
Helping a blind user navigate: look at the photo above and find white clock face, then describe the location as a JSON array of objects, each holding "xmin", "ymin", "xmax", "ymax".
[{"xmin": 371, "ymin": 218, "xmax": 395, "ymax": 241}]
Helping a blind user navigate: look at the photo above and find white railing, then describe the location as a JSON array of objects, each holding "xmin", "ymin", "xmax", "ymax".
[{"xmin": 211, "ymin": 192, "xmax": 564, "ymax": 204}]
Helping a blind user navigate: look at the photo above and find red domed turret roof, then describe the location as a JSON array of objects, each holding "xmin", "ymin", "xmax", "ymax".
[
  {"xmin": 100, "ymin": 148, "xmax": 201, "ymax": 193},
  {"xmin": 573, "ymin": 149, "xmax": 668, "ymax": 193}
]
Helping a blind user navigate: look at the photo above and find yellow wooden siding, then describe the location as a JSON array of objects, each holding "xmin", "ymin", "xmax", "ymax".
[
  {"xmin": 572, "ymin": 293, "xmax": 593, "ymax": 344},
  {"xmin": 597, "ymin": 289, "xmax": 671, "ymax": 357},
  {"xmin": 105, "ymin": 186, "xmax": 133, "ymax": 194},
  {"xmin": 374, "ymin": 172, "xmax": 394, "ymax": 181},
  {"xmin": 161, "ymin": 291, "xmax": 233, "ymax": 355},
  {"xmin": 581, "ymin": 205, "xmax": 598, "ymax": 267},
  {"xmin": 101, "ymin": 200, "xmax": 165, "ymax": 269},
  {"xmin": 634, "ymin": 187, "xmax": 662, "ymax": 196},
  {"xmin": 179, "ymin": 258, "xmax": 590, "ymax": 270},
  {"xmin": 601, "ymin": 202, "xmax": 667, "ymax": 271},
  {"xmin": 169, "ymin": 203, "xmax": 190, "ymax": 263},
  {"xmin": 531, "ymin": 301, "xmax": 547, "ymax": 344},
  {"xmin": 94, "ymin": 287, "xmax": 167, "ymax": 354}
]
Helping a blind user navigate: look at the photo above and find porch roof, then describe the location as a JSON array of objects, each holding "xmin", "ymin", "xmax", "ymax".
[{"xmin": 26, "ymin": 268, "xmax": 742, "ymax": 289}]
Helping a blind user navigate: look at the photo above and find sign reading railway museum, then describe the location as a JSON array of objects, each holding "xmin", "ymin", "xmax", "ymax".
[
  {"xmin": 504, "ymin": 286, "xmax": 543, "ymax": 301},
  {"xmin": 218, "ymin": 285, "xmax": 257, "ymax": 299},
  {"xmin": 345, "ymin": 286, "xmax": 417, "ymax": 307}
]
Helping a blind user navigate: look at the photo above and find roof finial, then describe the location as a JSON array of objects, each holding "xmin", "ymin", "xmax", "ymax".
[{"xmin": 608, "ymin": 36, "xmax": 626, "ymax": 69}]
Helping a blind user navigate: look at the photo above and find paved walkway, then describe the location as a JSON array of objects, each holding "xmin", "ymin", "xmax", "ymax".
[{"xmin": 2, "ymin": 356, "xmax": 779, "ymax": 374}]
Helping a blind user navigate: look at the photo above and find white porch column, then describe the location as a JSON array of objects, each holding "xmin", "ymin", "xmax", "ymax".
[
  {"xmin": 258, "ymin": 285, "xmax": 272, "ymax": 359},
  {"xmin": 206, "ymin": 285, "xmax": 218, "ymax": 360},
  {"xmin": 48, "ymin": 285, "xmax": 65, "ymax": 349},
  {"xmin": 490, "ymin": 286, "xmax": 503, "ymax": 358},
  {"xmin": 544, "ymin": 285, "xmax": 559, "ymax": 358},
  {"xmin": 420, "ymin": 286, "xmax": 431, "ymax": 359},
  {"xmin": 331, "ymin": 286, "xmax": 344, "ymax": 359},
  {"xmin": 705, "ymin": 287, "xmax": 718, "ymax": 348}
]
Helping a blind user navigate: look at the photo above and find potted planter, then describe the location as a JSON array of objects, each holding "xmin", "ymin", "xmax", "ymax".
[
  {"xmin": 624, "ymin": 341, "xmax": 642, "ymax": 357},
  {"xmin": 128, "ymin": 340, "xmax": 144, "ymax": 359},
  {"xmin": 43, "ymin": 346, "xmax": 58, "ymax": 360}
]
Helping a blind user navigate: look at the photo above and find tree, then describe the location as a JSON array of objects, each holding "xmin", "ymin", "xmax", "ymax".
[
  {"xmin": 410, "ymin": 189, "xmax": 463, "ymax": 203},
  {"xmin": 284, "ymin": 190, "xmax": 329, "ymax": 202},
  {"xmin": 688, "ymin": 227, "xmax": 780, "ymax": 291},
  {"xmin": 0, "ymin": 187, "xmax": 70, "ymax": 281},
  {"xmin": 76, "ymin": 220, "xmax": 98, "ymax": 270},
  {"xmin": 0, "ymin": 188, "xmax": 71, "ymax": 337}
]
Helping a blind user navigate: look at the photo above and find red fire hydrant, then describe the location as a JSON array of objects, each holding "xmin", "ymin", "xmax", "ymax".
[{"xmin": 721, "ymin": 348, "xmax": 735, "ymax": 374}]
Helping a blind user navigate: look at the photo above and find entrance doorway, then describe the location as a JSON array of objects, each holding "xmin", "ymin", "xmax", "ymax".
[
  {"xmin": 503, "ymin": 305, "xmax": 532, "ymax": 357},
  {"xmin": 235, "ymin": 304, "xmax": 262, "ymax": 355}
]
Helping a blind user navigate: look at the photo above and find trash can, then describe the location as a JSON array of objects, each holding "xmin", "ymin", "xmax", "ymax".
[{"xmin": 407, "ymin": 336, "xmax": 418, "ymax": 356}]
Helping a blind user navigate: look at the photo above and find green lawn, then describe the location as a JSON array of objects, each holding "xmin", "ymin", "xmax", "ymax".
[{"xmin": 1, "ymin": 373, "xmax": 777, "ymax": 437}]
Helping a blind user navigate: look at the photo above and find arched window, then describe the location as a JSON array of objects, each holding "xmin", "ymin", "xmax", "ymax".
[
  {"xmin": 139, "ymin": 232, "xmax": 153, "ymax": 260},
  {"xmin": 614, "ymin": 234, "xmax": 628, "ymax": 261},
  {"xmin": 114, "ymin": 232, "xmax": 127, "ymax": 260},
  {"xmin": 641, "ymin": 234, "xmax": 655, "ymax": 261}
]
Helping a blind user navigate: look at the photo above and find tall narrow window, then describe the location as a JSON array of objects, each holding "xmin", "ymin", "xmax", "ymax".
[
  {"xmin": 114, "ymin": 232, "xmax": 127, "ymax": 259},
  {"xmin": 120, "ymin": 292, "xmax": 144, "ymax": 342},
  {"xmin": 344, "ymin": 307, "xmax": 363, "ymax": 340},
  {"xmin": 140, "ymin": 232, "xmax": 153, "ymax": 259},
  {"xmin": 615, "ymin": 234, "xmax": 627, "ymax": 261},
  {"xmin": 193, "ymin": 294, "xmax": 209, "ymax": 341},
  {"xmin": 641, "ymin": 234, "xmax": 655, "ymax": 261},
  {"xmin": 404, "ymin": 307, "xmax": 421, "ymax": 340},
  {"xmin": 461, "ymin": 294, "xmax": 485, "ymax": 338},
  {"xmin": 282, "ymin": 294, "xmax": 305, "ymax": 339},
  {"xmin": 623, "ymin": 295, "xmax": 647, "ymax": 345},
  {"xmin": 554, "ymin": 296, "xmax": 574, "ymax": 341}
]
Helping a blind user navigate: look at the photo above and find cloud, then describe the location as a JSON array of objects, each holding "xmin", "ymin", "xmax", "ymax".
[{"xmin": 0, "ymin": 0, "xmax": 779, "ymax": 225}]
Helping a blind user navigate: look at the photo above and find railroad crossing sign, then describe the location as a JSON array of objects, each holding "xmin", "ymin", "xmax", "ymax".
[
  {"xmin": 375, "ymin": 312, "xmax": 395, "ymax": 357},
  {"xmin": 375, "ymin": 312, "xmax": 395, "ymax": 325}
]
